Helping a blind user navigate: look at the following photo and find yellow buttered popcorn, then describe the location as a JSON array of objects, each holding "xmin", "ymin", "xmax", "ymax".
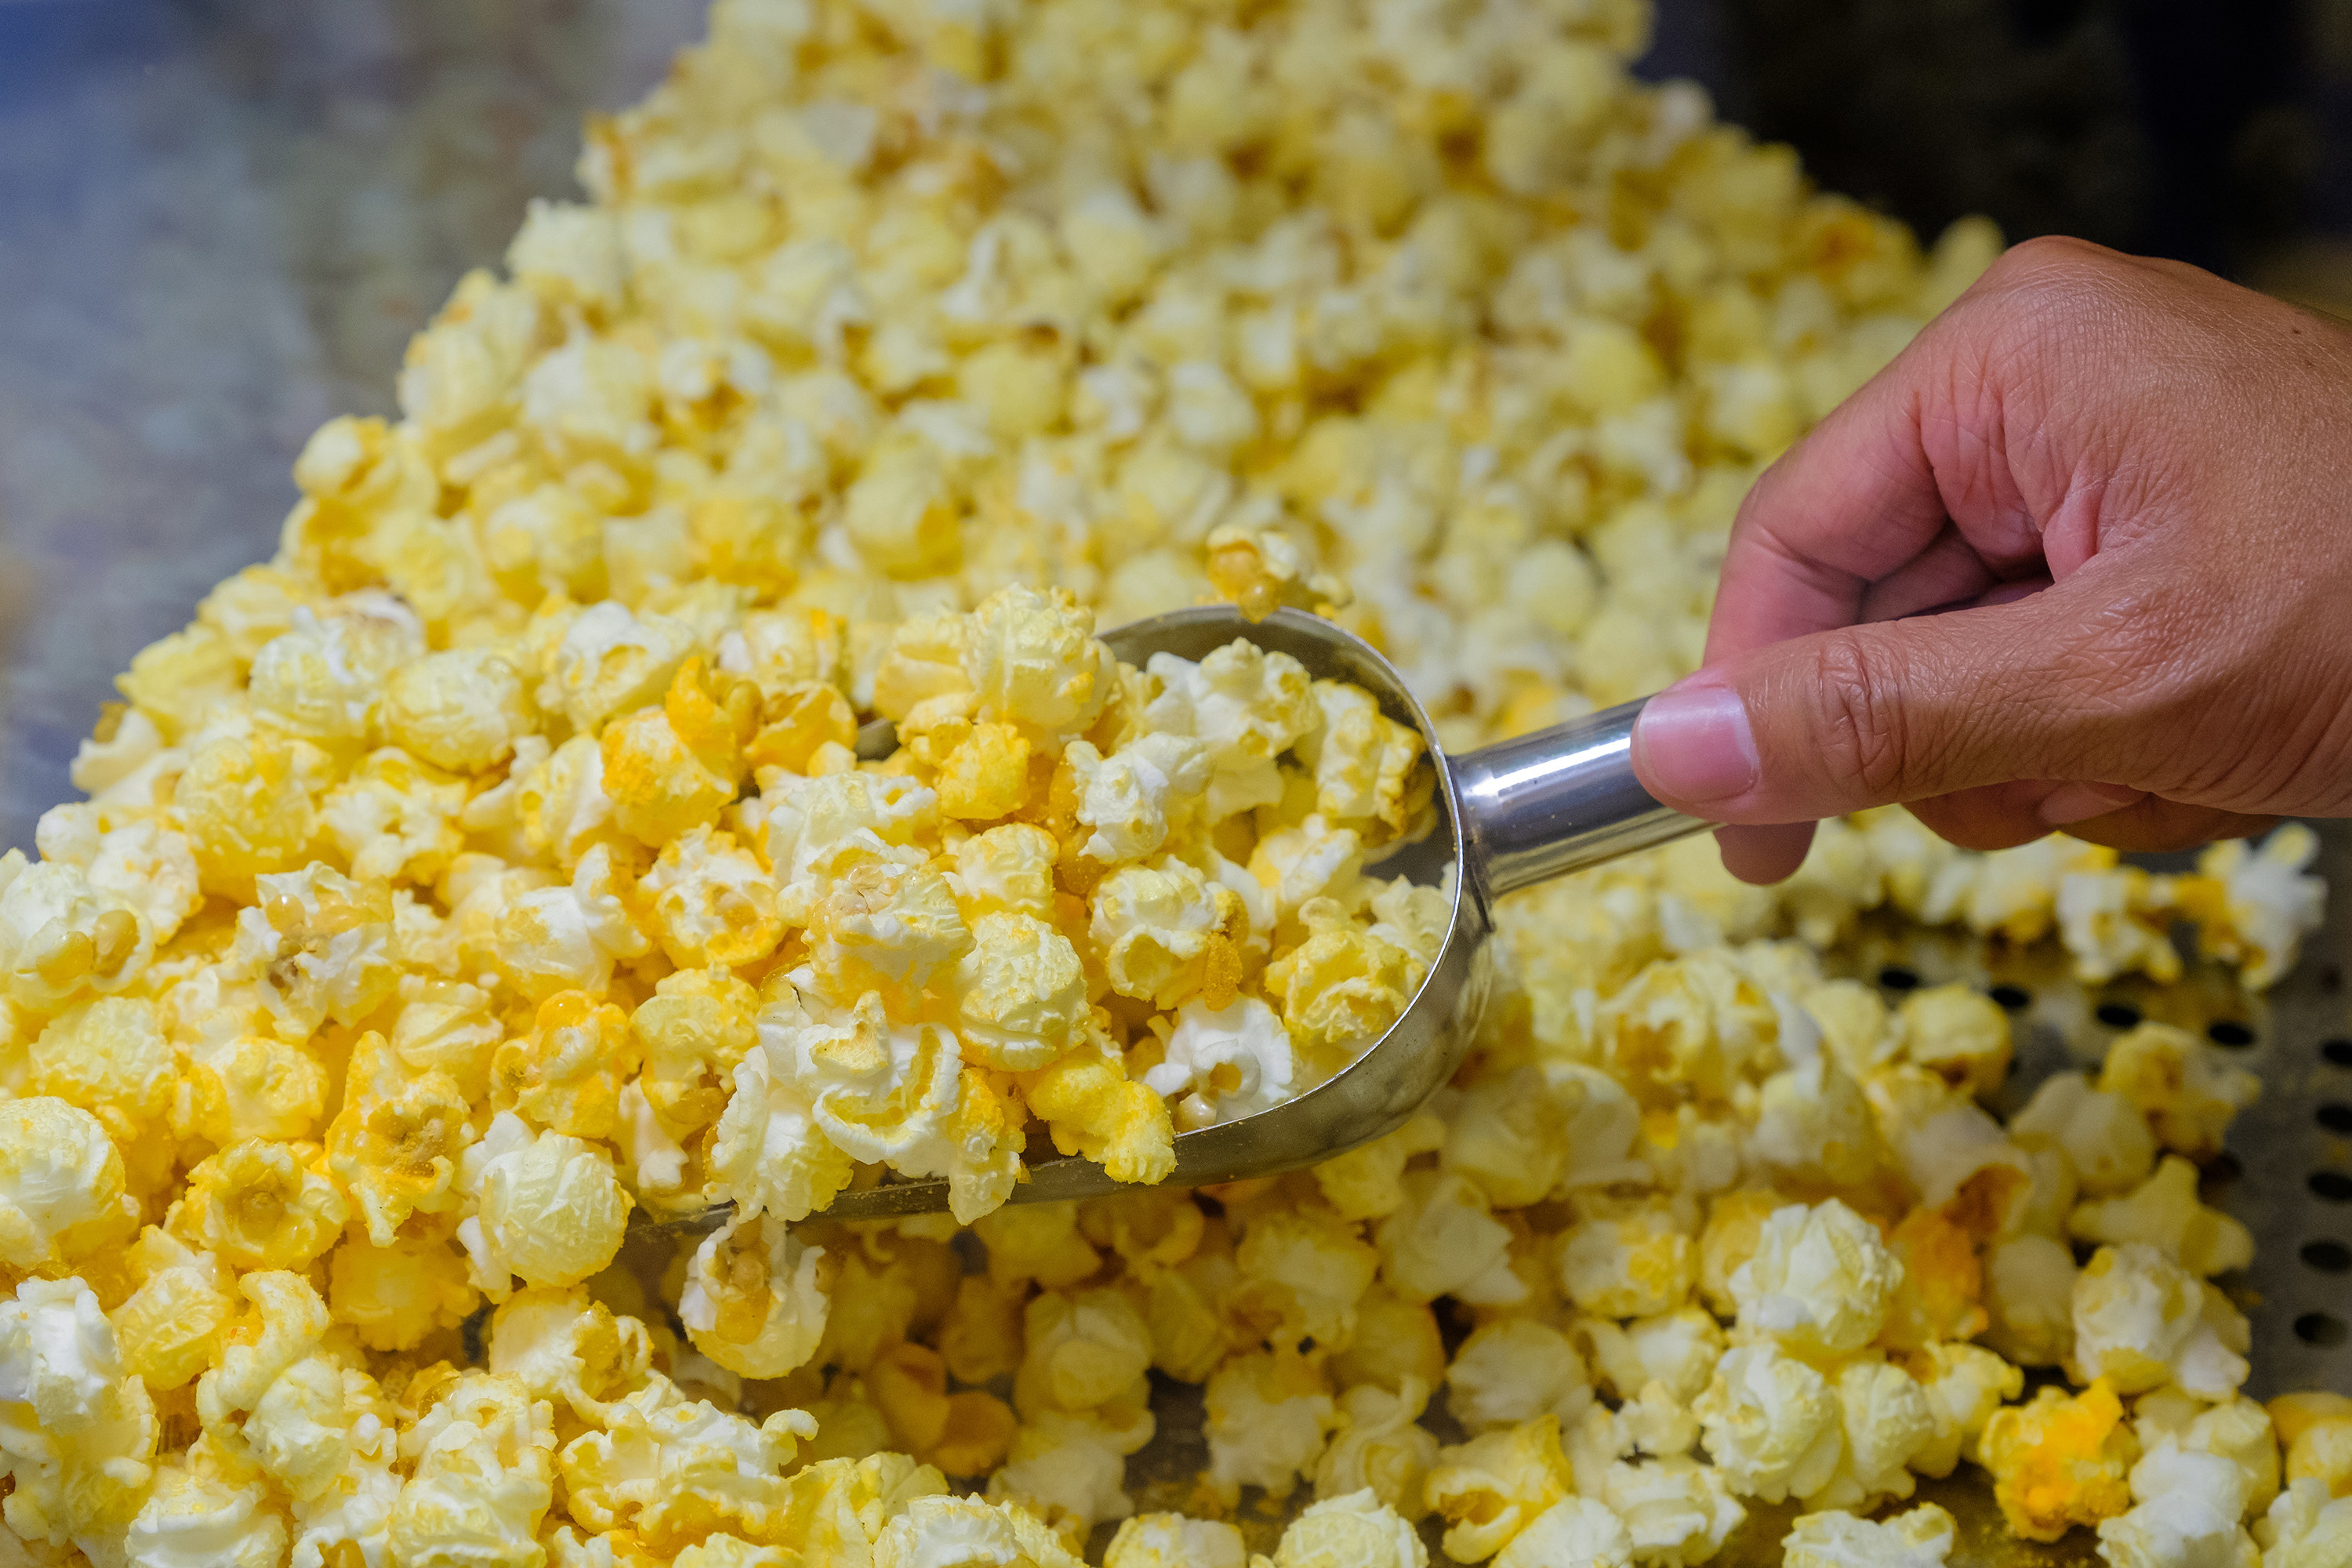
[{"xmin": 5, "ymin": 0, "xmax": 2339, "ymax": 1559}]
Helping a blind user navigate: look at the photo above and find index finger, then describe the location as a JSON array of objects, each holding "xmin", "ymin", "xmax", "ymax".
[{"xmin": 1704, "ymin": 292, "xmax": 2049, "ymax": 666}]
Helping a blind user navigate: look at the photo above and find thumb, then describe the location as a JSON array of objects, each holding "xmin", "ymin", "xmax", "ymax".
[{"xmin": 1628, "ymin": 590, "xmax": 2140, "ymax": 826}]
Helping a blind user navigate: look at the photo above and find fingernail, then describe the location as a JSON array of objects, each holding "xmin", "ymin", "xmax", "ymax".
[
  {"xmin": 1634, "ymin": 679, "xmax": 1759, "ymax": 806},
  {"xmin": 2037, "ymin": 781, "xmax": 2146, "ymax": 826}
]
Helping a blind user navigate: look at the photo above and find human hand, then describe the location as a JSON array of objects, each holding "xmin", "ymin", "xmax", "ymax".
[{"xmin": 1628, "ymin": 236, "xmax": 2352, "ymax": 884}]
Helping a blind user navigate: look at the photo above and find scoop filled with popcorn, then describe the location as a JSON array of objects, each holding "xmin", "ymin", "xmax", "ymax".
[{"xmin": 668, "ymin": 596, "xmax": 1704, "ymax": 1227}]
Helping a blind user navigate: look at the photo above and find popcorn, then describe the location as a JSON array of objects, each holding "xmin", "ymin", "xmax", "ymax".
[
  {"xmin": 638, "ymin": 825, "xmax": 782, "ymax": 967},
  {"xmin": 13, "ymin": 0, "xmax": 2338, "ymax": 1560},
  {"xmin": 389, "ymin": 1370, "xmax": 558, "ymax": 1568},
  {"xmin": 0, "ymin": 853, "xmax": 155, "ymax": 1009},
  {"xmin": 490, "ymin": 844, "xmax": 653, "ymax": 1001},
  {"xmin": 1065, "ymin": 735, "xmax": 1210, "ymax": 865},
  {"xmin": 1296, "ymin": 681, "xmax": 1427, "ymax": 837},
  {"xmin": 557, "ymin": 1374, "xmax": 814, "ymax": 1552},
  {"xmin": 1313, "ymin": 1377, "xmax": 1440, "ymax": 1516},
  {"xmin": 0, "ymin": 1276, "xmax": 159, "ymax": 1552},
  {"xmin": 1895, "ymin": 983, "xmax": 2011, "ymax": 1098},
  {"xmin": 328, "ymin": 1233, "xmax": 479, "ymax": 1353},
  {"xmin": 2272, "ymin": 1393, "xmax": 2352, "ymax": 1498},
  {"xmin": 987, "ymin": 1406, "xmax": 1156, "ymax": 1541},
  {"xmin": 1377, "ymin": 1170, "xmax": 1524, "ymax": 1307},
  {"xmin": 1602, "ymin": 949, "xmax": 1780, "ymax": 1108},
  {"xmin": 2071, "ymin": 1243, "xmax": 2252, "ymax": 1399},
  {"xmin": 1104, "ymin": 1512, "xmax": 1248, "ymax": 1568},
  {"xmin": 112, "ymin": 1228, "xmax": 239, "ymax": 1389},
  {"xmin": 1728, "ymin": 1200, "xmax": 1900, "ymax": 1358},
  {"xmin": 125, "ymin": 1455, "xmax": 291, "ymax": 1568},
  {"xmin": 1142, "ymin": 643, "xmax": 1314, "ymax": 820},
  {"xmin": 679, "ymin": 1213, "xmax": 830, "ymax": 1379},
  {"xmin": 873, "ymin": 1493, "xmax": 1085, "ymax": 1567},
  {"xmin": 1694, "ymin": 1341, "xmax": 1842, "ymax": 1504},
  {"xmin": 1011, "ymin": 1287, "xmax": 1153, "ymax": 1431},
  {"xmin": 1813, "ymin": 1356, "xmax": 1938, "ymax": 1511},
  {"xmin": 2100, "ymin": 1443, "xmax": 2263, "ymax": 1568},
  {"xmin": 1446, "ymin": 1319, "xmax": 1595, "ymax": 1435},
  {"xmin": 2013, "ymin": 1071, "xmax": 2159, "ymax": 1198},
  {"xmin": 2068, "ymin": 1156, "xmax": 2256, "ymax": 1276},
  {"xmin": 1980, "ymin": 1380, "xmax": 2140, "ymax": 1541},
  {"xmin": 1250, "ymin": 815, "xmax": 1365, "ymax": 928},
  {"xmin": 1559, "ymin": 1195, "xmax": 1699, "ymax": 1319},
  {"xmin": 1269, "ymin": 1489, "xmax": 1428, "ymax": 1568},
  {"xmin": 385, "ymin": 646, "xmax": 540, "ymax": 773},
  {"xmin": 1906, "ymin": 1341, "xmax": 2024, "ymax": 1478},
  {"xmin": 1090, "ymin": 858, "xmax": 1236, "ymax": 1010},
  {"xmin": 742, "ymin": 982, "xmax": 963, "ymax": 1178},
  {"xmin": 1781, "ymin": 1503, "xmax": 1955, "ymax": 1568},
  {"xmin": 2138, "ymin": 1394, "xmax": 2280, "ymax": 1517},
  {"xmin": 1493, "ymin": 1497, "xmax": 1633, "ymax": 1568},
  {"xmin": 543, "ymin": 600, "xmax": 699, "ymax": 734},
  {"xmin": 2259, "ymin": 1479, "xmax": 2352, "ymax": 1567},
  {"xmin": 1203, "ymin": 1350, "xmax": 1338, "ymax": 1505},
  {"xmin": 1142, "ymin": 996, "xmax": 1295, "ymax": 1127},
  {"xmin": 2100, "ymin": 1022, "xmax": 2262, "ymax": 1162},
  {"xmin": 601, "ymin": 660, "xmax": 751, "ymax": 848},
  {"xmin": 1232, "ymin": 1209, "xmax": 1379, "ymax": 1352},
  {"xmin": 1983, "ymin": 1233, "xmax": 2082, "ymax": 1369},
  {"xmin": 328, "ymin": 1029, "xmax": 476, "ymax": 1243},
  {"xmin": 456, "ymin": 1112, "xmax": 633, "ymax": 1296},
  {"xmin": 2057, "ymin": 865, "xmax": 2184, "ymax": 986},
  {"xmin": 25, "ymin": 996, "xmax": 171, "ymax": 1146},
  {"xmin": 33, "ymin": 804, "xmax": 202, "ymax": 946},
  {"xmin": 245, "ymin": 593, "xmax": 425, "ymax": 746},
  {"xmin": 2180, "ymin": 824, "xmax": 2327, "ymax": 990},
  {"xmin": 1265, "ymin": 902, "xmax": 1425, "ymax": 1062},
  {"xmin": 1424, "ymin": 1417, "xmax": 1576, "ymax": 1563},
  {"xmin": 1599, "ymin": 1456, "xmax": 1748, "ymax": 1566},
  {"xmin": 807, "ymin": 862, "xmax": 973, "ymax": 1013},
  {"xmin": 320, "ymin": 746, "xmax": 469, "ymax": 884},
  {"xmin": 172, "ymin": 1138, "xmax": 349, "ymax": 1271}
]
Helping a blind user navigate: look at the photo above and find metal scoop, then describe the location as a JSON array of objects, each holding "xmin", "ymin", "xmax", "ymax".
[{"xmin": 642, "ymin": 604, "xmax": 1705, "ymax": 1232}]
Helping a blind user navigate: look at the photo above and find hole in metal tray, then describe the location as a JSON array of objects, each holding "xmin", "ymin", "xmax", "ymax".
[
  {"xmin": 2295, "ymin": 1312, "xmax": 2350, "ymax": 1347},
  {"xmin": 1989, "ymin": 983, "xmax": 2031, "ymax": 1011},
  {"xmin": 2319, "ymin": 1103, "xmax": 2352, "ymax": 1134},
  {"xmin": 2300, "ymin": 1240, "xmax": 2352, "ymax": 1272},
  {"xmin": 2096, "ymin": 1001, "xmax": 2143, "ymax": 1029},
  {"xmin": 2324, "ymin": 1037, "xmax": 2352, "ymax": 1067},
  {"xmin": 2311, "ymin": 1171, "xmax": 2352, "ymax": 1202},
  {"xmin": 2209, "ymin": 1019, "xmax": 2256, "ymax": 1047},
  {"xmin": 1878, "ymin": 965, "xmax": 1920, "ymax": 991}
]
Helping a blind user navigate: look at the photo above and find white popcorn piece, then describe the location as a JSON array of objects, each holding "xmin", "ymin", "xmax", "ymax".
[
  {"xmin": 2187, "ymin": 824, "xmax": 2326, "ymax": 990},
  {"xmin": 2072, "ymin": 1243, "xmax": 2252, "ymax": 1399},
  {"xmin": 1781, "ymin": 1503, "xmax": 1956, "ymax": 1568},
  {"xmin": 1142, "ymin": 996, "xmax": 1296, "ymax": 1127},
  {"xmin": 1729, "ymin": 1199, "xmax": 1900, "ymax": 1357},
  {"xmin": 1103, "ymin": 1512, "xmax": 1247, "ymax": 1568},
  {"xmin": 1693, "ymin": 1341, "xmax": 1842, "ymax": 1504},
  {"xmin": 678, "ymin": 1211, "xmax": 829, "ymax": 1379}
]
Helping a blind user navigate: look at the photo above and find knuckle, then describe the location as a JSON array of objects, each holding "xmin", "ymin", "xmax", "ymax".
[
  {"xmin": 1980, "ymin": 237, "xmax": 2138, "ymax": 343},
  {"xmin": 1807, "ymin": 632, "xmax": 1915, "ymax": 800}
]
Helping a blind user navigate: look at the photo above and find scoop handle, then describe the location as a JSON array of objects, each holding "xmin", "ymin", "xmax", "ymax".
[{"xmin": 1449, "ymin": 697, "xmax": 1710, "ymax": 900}]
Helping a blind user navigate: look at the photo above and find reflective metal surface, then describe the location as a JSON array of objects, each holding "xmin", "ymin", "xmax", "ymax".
[{"xmin": 1454, "ymin": 695, "xmax": 1703, "ymax": 898}]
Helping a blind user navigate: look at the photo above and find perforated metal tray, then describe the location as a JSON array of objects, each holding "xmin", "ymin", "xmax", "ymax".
[{"xmin": 1113, "ymin": 823, "xmax": 2352, "ymax": 1566}]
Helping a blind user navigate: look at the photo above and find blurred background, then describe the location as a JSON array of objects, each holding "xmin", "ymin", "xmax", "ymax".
[{"xmin": 2, "ymin": 0, "xmax": 2349, "ymax": 851}]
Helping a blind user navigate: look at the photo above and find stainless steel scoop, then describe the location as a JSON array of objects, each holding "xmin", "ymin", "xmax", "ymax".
[{"xmin": 641, "ymin": 604, "xmax": 1705, "ymax": 1232}]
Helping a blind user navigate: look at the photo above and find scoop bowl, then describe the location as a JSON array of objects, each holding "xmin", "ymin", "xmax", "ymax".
[{"xmin": 638, "ymin": 604, "xmax": 1704, "ymax": 1232}]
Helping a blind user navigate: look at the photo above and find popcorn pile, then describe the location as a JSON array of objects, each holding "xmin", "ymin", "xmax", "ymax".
[{"xmin": 0, "ymin": 0, "xmax": 2340, "ymax": 1565}]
